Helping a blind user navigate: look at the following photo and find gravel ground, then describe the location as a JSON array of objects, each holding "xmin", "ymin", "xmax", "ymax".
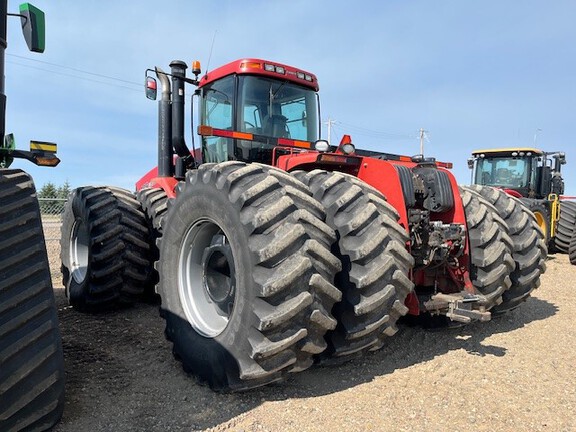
[{"xmin": 50, "ymin": 252, "xmax": 575, "ymax": 432}]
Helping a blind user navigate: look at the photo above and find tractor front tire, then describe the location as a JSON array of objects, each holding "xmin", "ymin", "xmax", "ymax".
[
  {"xmin": 465, "ymin": 186, "xmax": 547, "ymax": 313},
  {"xmin": 158, "ymin": 162, "xmax": 341, "ymax": 391},
  {"xmin": 0, "ymin": 170, "xmax": 65, "ymax": 432},
  {"xmin": 60, "ymin": 186, "xmax": 152, "ymax": 312},
  {"xmin": 294, "ymin": 170, "xmax": 414, "ymax": 362},
  {"xmin": 460, "ymin": 187, "xmax": 515, "ymax": 310}
]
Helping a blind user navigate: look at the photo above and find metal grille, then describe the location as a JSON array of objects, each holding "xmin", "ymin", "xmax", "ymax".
[{"xmin": 40, "ymin": 198, "xmax": 66, "ymax": 285}]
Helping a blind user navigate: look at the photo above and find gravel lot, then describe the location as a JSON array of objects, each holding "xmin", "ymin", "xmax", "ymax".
[{"xmin": 49, "ymin": 250, "xmax": 575, "ymax": 432}]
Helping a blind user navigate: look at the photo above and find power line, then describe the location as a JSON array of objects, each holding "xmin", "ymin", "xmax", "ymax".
[
  {"xmin": 335, "ymin": 120, "xmax": 416, "ymax": 140},
  {"xmin": 6, "ymin": 60, "xmax": 142, "ymax": 93},
  {"xmin": 7, "ymin": 53, "xmax": 141, "ymax": 87}
]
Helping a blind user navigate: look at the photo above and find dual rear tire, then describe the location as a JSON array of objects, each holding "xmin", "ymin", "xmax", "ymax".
[
  {"xmin": 460, "ymin": 187, "xmax": 515, "ymax": 311},
  {"xmin": 464, "ymin": 186, "xmax": 547, "ymax": 313},
  {"xmin": 293, "ymin": 170, "xmax": 414, "ymax": 362},
  {"xmin": 60, "ymin": 186, "xmax": 153, "ymax": 312},
  {"xmin": 158, "ymin": 162, "xmax": 342, "ymax": 391}
]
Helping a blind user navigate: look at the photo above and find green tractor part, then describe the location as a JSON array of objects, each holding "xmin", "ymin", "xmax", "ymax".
[
  {"xmin": 469, "ymin": 147, "xmax": 576, "ymax": 261},
  {"xmin": 0, "ymin": 3, "xmax": 65, "ymax": 432}
]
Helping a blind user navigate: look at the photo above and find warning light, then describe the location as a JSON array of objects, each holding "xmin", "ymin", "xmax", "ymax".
[{"xmin": 191, "ymin": 60, "xmax": 201, "ymax": 76}]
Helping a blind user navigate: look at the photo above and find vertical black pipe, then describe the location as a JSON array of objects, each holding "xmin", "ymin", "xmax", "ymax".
[
  {"xmin": 169, "ymin": 60, "xmax": 190, "ymax": 159},
  {"xmin": 0, "ymin": 0, "xmax": 8, "ymax": 145},
  {"xmin": 158, "ymin": 98, "xmax": 172, "ymax": 177},
  {"xmin": 155, "ymin": 67, "xmax": 173, "ymax": 177}
]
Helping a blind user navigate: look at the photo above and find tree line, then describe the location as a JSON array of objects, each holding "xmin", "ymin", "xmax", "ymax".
[{"xmin": 38, "ymin": 181, "xmax": 71, "ymax": 214}]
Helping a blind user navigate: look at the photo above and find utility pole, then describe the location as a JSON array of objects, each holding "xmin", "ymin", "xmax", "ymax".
[
  {"xmin": 324, "ymin": 117, "xmax": 337, "ymax": 145},
  {"xmin": 419, "ymin": 128, "xmax": 428, "ymax": 156}
]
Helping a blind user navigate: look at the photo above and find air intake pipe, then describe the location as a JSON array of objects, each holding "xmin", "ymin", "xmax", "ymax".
[{"xmin": 170, "ymin": 60, "xmax": 193, "ymax": 168}]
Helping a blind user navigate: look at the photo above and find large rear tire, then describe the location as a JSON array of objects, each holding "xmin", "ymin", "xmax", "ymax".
[
  {"xmin": 136, "ymin": 187, "xmax": 170, "ymax": 295},
  {"xmin": 460, "ymin": 187, "xmax": 515, "ymax": 310},
  {"xmin": 569, "ymin": 229, "xmax": 576, "ymax": 265},
  {"xmin": 60, "ymin": 186, "xmax": 152, "ymax": 312},
  {"xmin": 158, "ymin": 162, "xmax": 341, "ymax": 391},
  {"xmin": 0, "ymin": 169, "xmax": 65, "ymax": 432},
  {"xmin": 464, "ymin": 186, "xmax": 547, "ymax": 313},
  {"xmin": 552, "ymin": 201, "xmax": 576, "ymax": 253},
  {"xmin": 293, "ymin": 170, "xmax": 414, "ymax": 362},
  {"xmin": 520, "ymin": 199, "xmax": 550, "ymax": 244}
]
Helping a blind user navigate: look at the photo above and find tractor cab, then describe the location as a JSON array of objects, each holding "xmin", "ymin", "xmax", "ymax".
[
  {"xmin": 145, "ymin": 58, "xmax": 322, "ymax": 169},
  {"xmin": 197, "ymin": 59, "xmax": 320, "ymax": 164},
  {"xmin": 469, "ymin": 147, "xmax": 566, "ymax": 199}
]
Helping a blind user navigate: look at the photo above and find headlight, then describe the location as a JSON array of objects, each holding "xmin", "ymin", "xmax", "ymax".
[
  {"xmin": 314, "ymin": 140, "xmax": 330, "ymax": 152},
  {"xmin": 341, "ymin": 143, "xmax": 355, "ymax": 155}
]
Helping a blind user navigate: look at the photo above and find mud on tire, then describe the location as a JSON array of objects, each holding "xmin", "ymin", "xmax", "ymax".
[
  {"xmin": 464, "ymin": 185, "xmax": 547, "ymax": 313},
  {"xmin": 460, "ymin": 187, "xmax": 515, "ymax": 310},
  {"xmin": 294, "ymin": 170, "xmax": 414, "ymax": 362},
  {"xmin": 0, "ymin": 170, "xmax": 65, "ymax": 432},
  {"xmin": 158, "ymin": 161, "xmax": 341, "ymax": 391},
  {"xmin": 60, "ymin": 186, "xmax": 153, "ymax": 312}
]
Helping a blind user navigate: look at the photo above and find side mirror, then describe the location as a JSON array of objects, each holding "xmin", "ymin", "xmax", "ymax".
[
  {"xmin": 467, "ymin": 157, "xmax": 474, "ymax": 169},
  {"xmin": 145, "ymin": 76, "xmax": 157, "ymax": 100},
  {"xmin": 1, "ymin": 134, "xmax": 16, "ymax": 168},
  {"xmin": 19, "ymin": 3, "xmax": 45, "ymax": 53}
]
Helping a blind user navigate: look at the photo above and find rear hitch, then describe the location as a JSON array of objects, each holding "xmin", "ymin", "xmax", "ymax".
[{"xmin": 424, "ymin": 292, "xmax": 491, "ymax": 324}]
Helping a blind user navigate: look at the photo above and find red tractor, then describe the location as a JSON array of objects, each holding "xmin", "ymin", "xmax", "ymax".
[{"xmin": 60, "ymin": 58, "xmax": 546, "ymax": 391}]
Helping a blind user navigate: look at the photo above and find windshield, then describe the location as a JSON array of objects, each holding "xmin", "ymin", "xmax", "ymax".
[
  {"xmin": 474, "ymin": 156, "xmax": 532, "ymax": 188},
  {"xmin": 238, "ymin": 75, "xmax": 319, "ymax": 141},
  {"xmin": 200, "ymin": 74, "xmax": 319, "ymax": 164},
  {"xmin": 236, "ymin": 75, "xmax": 319, "ymax": 163}
]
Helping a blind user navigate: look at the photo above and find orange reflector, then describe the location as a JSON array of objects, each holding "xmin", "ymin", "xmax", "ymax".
[
  {"xmin": 198, "ymin": 125, "xmax": 214, "ymax": 136},
  {"xmin": 318, "ymin": 154, "xmax": 351, "ymax": 164},
  {"xmin": 35, "ymin": 155, "xmax": 60, "ymax": 167},
  {"xmin": 277, "ymin": 138, "xmax": 313, "ymax": 149},
  {"xmin": 240, "ymin": 61, "xmax": 261, "ymax": 70},
  {"xmin": 197, "ymin": 125, "xmax": 253, "ymax": 141},
  {"xmin": 230, "ymin": 131, "xmax": 253, "ymax": 140},
  {"xmin": 399, "ymin": 155, "xmax": 412, "ymax": 162},
  {"xmin": 437, "ymin": 161, "xmax": 453, "ymax": 169}
]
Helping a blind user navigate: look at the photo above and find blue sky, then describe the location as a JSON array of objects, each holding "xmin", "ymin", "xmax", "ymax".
[{"xmin": 5, "ymin": 1, "xmax": 576, "ymax": 194}]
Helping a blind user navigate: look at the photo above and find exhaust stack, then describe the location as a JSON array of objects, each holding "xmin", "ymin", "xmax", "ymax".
[{"xmin": 155, "ymin": 67, "xmax": 173, "ymax": 178}]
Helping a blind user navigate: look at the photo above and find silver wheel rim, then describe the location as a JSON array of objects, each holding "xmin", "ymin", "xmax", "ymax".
[
  {"xmin": 70, "ymin": 219, "xmax": 89, "ymax": 284},
  {"xmin": 178, "ymin": 218, "xmax": 236, "ymax": 337}
]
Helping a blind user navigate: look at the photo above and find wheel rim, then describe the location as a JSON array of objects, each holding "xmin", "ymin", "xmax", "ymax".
[
  {"xmin": 178, "ymin": 218, "xmax": 236, "ymax": 338},
  {"xmin": 533, "ymin": 211, "xmax": 547, "ymax": 236},
  {"xmin": 69, "ymin": 219, "xmax": 89, "ymax": 284}
]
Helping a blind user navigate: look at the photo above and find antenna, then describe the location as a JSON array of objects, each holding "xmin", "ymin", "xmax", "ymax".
[
  {"xmin": 533, "ymin": 128, "xmax": 542, "ymax": 146},
  {"xmin": 205, "ymin": 30, "xmax": 218, "ymax": 75},
  {"xmin": 419, "ymin": 128, "xmax": 428, "ymax": 156}
]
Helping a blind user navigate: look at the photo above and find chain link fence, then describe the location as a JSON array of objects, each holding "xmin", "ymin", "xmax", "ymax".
[{"xmin": 40, "ymin": 198, "xmax": 66, "ymax": 285}]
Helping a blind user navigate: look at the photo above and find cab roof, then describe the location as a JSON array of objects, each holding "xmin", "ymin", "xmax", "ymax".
[
  {"xmin": 198, "ymin": 58, "xmax": 319, "ymax": 92},
  {"xmin": 471, "ymin": 147, "xmax": 544, "ymax": 157}
]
